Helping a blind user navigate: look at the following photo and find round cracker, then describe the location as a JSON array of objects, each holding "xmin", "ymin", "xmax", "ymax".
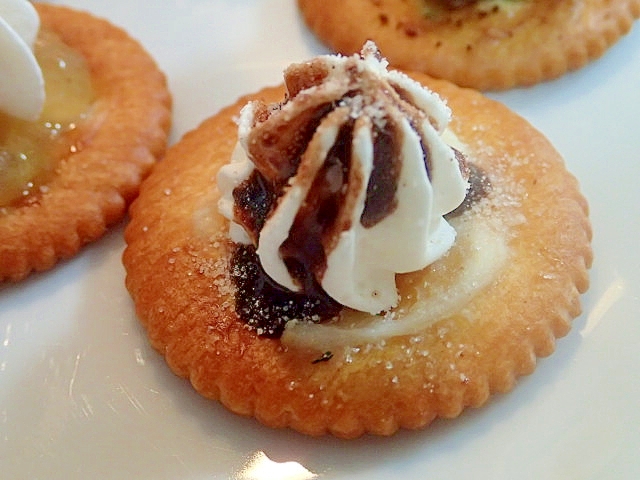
[
  {"xmin": 0, "ymin": 4, "xmax": 171, "ymax": 283},
  {"xmin": 123, "ymin": 74, "xmax": 592, "ymax": 438},
  {"xmin": 298, "ymin": 0, "xmax": 640, "ymax": 90}
]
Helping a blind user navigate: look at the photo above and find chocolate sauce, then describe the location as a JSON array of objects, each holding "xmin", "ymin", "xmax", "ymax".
[
  {"xmin": 360, "ymin": 122, "xmax": 401, "ymax": 228},
  {"xmin": 446, "ymin": 162, "xmax": 491, "ymax": 218},
  {"xmin": 233, "ymin": 170, "xmax": 277, "ymax": 240},
  {"xmin": 230, "ymin": 243, "xmax": 341, "ymax": 337},
  {"xmin": 279, "ymin": 120, "xmax": 353, "ymax": 289},
  {"xmin": 246, "ymin": 102, "xmax": 333, "ymax": 184}
]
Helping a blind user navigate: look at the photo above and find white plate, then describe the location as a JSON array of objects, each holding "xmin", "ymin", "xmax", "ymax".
[{"xmin": 1, "ymin": 2, "xmax": 639, "ymax": 478}]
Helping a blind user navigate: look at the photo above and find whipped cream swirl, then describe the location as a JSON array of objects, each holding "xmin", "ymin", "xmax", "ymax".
[
  {"xmin": 218, "ymin": 42, "xmax": 469, "ymax": 314},
  {"xmin": 0, "ymin": 0, "xmax": 45, "ymax": 121}
]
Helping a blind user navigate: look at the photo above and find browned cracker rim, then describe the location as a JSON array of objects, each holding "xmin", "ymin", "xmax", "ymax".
[
  {"xmin": 123, "ymin": 74, "xmax": 592, "ymax": 438},
  {"xmin": 0, "ymin": 4, "xmax": 171, "ymax": 283},
  {"xmin": 298, "ymin": 0, "xmax": 640, "ymax": 90}
]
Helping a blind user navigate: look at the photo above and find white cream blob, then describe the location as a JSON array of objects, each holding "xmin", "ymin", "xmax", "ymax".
[
  {"xmin": 218, "ymin": 42, "xmax": 468, "ymax": 314},
  {"xmin": 0, "ymin": 0, "xmax": 45, "ymax": 121}
]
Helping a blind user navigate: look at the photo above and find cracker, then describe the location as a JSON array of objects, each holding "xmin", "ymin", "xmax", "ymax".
[
  {"xmin": 123, "ymin": 74, "xmax": 592, "ymax": 438},
  {"xmin": 0, "ymin": 4, "xmax": 171, "ymax": 282},
  {"xmin": 297, "ymin": 0, "xmax": 640, "ymax": 90}
]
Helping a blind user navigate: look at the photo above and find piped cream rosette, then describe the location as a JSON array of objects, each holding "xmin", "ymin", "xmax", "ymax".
[{"xmin": 216, "ymin": 42, "xmax": 509, "ymax": 351}]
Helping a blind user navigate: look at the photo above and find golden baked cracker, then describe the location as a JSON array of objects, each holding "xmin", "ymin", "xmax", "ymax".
[
  {"xmin": 298, "ymin": 0, "xmax": 640, "ymax": 90},
  {"xmin": 123, "ymin": 74, "xmax": 592, "ymax": 438},
  {"xmin": 0, "ymin": 4, "xmax": 171, "ymax": 282}
]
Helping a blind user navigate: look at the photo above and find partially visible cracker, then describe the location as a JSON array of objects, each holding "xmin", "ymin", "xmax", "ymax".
[
  {"xmin": 123, "ymin": 74, "xmax": 592, "ymax": 438},
  {"xmin": 0, "ymin": 4, "xmax": 171, "ymax": 283},
  {"xmin": 298, "ymin": 0, "xmax": 640, "ymax": 90}
]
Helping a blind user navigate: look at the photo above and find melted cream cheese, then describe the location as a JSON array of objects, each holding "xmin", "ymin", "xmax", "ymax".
[
  {"xmin": 280, "ymin": 213, "xmax": 509, "ymax": 351},
  {"xmin": 0, "ymin": 0, "xmax": 44, "ymax": 121}
]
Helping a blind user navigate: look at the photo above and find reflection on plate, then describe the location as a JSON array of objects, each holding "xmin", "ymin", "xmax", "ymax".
[{"xmin": 1, "ymin": 1, "xmax": 639, "ymax": 479}]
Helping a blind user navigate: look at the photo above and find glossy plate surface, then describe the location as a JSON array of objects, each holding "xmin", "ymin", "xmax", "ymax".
[{"xmin": 1, "ymin": 1, "xmax": 639, "ymax": 478}]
